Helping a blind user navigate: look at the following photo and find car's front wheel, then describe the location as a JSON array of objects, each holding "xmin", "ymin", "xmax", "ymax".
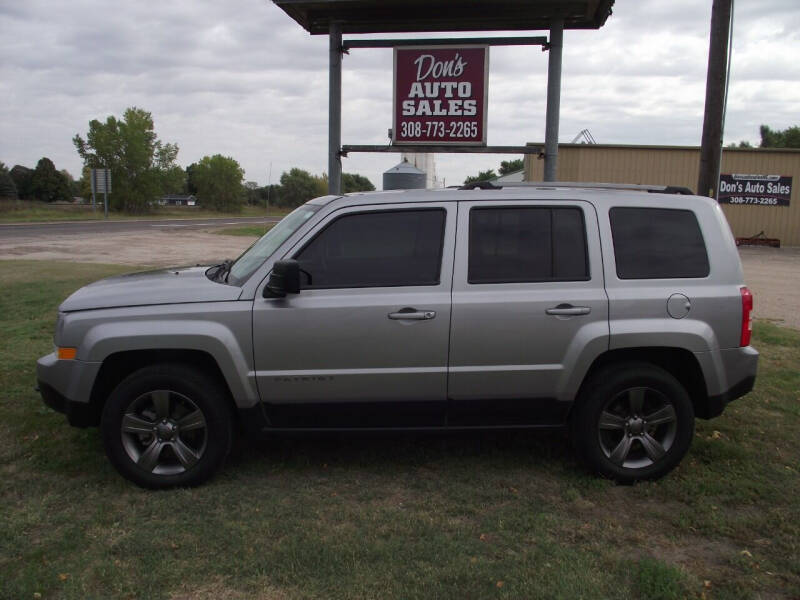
[
  {"xmin": 571, "ymin": 362, "xmax": 695, "ymax": 483},
  {"xmin": 101, "ymin": 364, "xmax": 233, "ymax": 489}
]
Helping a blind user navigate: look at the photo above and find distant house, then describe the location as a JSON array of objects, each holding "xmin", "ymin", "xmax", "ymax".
[
  {"xmin": 491, "ymin": 169, "xmax": 524, "ymax": 184},
  {"xmin": 159, "ymin": 194, "xmax": 197, "ymax": 206}
]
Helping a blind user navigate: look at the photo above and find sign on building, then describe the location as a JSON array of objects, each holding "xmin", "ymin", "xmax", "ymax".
[
  {"xmin": 393, "ymin": 46, "xmax": 489, "ymax": 146},
  {"xmin": 718, "ymin": 174, "xmax": 791, "ymax": 206}
]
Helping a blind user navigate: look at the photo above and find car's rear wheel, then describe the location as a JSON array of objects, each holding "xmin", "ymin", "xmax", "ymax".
[
  {"xmin": 571, "ymin": 362, "xmax": 695, "ymax": 483},
  {"xmin": 101, "ymin": 364, "xmax": 233, "ymax": 489}
]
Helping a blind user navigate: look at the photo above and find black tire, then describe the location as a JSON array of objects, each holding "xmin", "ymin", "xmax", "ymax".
[
  {"xmin": 101, "ymin": 363, "xmax": 234, "ymax": 489},
  {"xmin": 571, "ymin": 362, "xmax": 695, "ymax": 483}
]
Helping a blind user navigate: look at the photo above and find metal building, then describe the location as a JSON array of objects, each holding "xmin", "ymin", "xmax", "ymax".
[{"xmin": 524, "ymin": 143, "xmax": 800, "ymax": 246}]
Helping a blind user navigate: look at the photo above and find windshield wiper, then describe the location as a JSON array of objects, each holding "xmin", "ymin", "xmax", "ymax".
[{"xmin": 208, "ymin": 259, "xmax": 233, "ymax": 283}]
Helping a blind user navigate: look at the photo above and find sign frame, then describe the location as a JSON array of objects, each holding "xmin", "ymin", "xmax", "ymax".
[
  {"xmin": 90, "ymin": 168, "xmax": 112, "ymax": 219},
  {"xmin": 392, "ymin": 44, "xmax": 490, "ymax": 147},
  {"xmin": 718, "ymin": 173, "xmax": 792, "ymax": 207}
]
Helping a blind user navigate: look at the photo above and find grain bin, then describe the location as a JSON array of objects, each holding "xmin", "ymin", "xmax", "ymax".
[{"xmin": 383, "ymin": 160, "xmax": 426, "ymax": 190}]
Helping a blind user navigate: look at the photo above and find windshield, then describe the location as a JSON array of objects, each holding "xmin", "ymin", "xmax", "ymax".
[{"xmin": 227, "ymin": 204, "xmax": 321, "ymax": 285}]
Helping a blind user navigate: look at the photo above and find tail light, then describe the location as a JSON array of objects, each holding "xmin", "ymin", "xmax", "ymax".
[{"xmin": 740, "ymin": 287, "xmax": 753, "ymax": 347}]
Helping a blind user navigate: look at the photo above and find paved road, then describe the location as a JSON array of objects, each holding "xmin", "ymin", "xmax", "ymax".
[{"xmin": 0, "ymin": 216, "xmax": 281, "ymax": 238}]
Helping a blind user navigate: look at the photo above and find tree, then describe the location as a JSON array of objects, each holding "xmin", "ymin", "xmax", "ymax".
[
  {"xmin": 279, "ymin": 168, "xmax": 324, "ymax": 208},
  {"xmin": 161, "ymin": 165, "xmax": 186, "ymax": 195},
  {"xmin": 341, "ymin": 173, "xmax": 375, "ymax": 193},
  {"xmin": 192, "ymin": 154, "xmax": 245, "ymax": 212},
  {"xmin": 759, "ymin": 125, "xmax": 800, "ymax": 148},
  {"xmin": 73, "ymin": 107, "xmax": 180, "ymax": 213},
  {"xmin": 0, "ymin": 162, "xmax": 18, "ymax": 199},
  {"xmin": 60, "ymin": 169, "xmax": 83, "ymax": 197},
  {"xmin": 30, "ymin": 157, "xmax": 71, "ymax": 202},
  {"xmin": 726, "ymin": 140, "xmax": 753, "ymax": 149},
  {"xmin": 10, "ymin": 165, "xmax": 34, "ymax": 199},
  {"xmin": 244, "ymin": 181, "xmax": 259, "ymax": 205},
  {"xmin": 463, "ymin": 169, "xmax": 497, "ymax": 185},
  {"xmin": 263, "ymin": 184, "xmax": 281, "ymax": 208},
  {"xmin": 185, "ymin": 163, "xmax": 198, "ymax": 195},
  {"xmin": 78, "ymin": 166, "xmax": 93, "ymax": 201},
  {"xmin": 499, "ymin": 159, "xmax": 524, "ymax": 175}
]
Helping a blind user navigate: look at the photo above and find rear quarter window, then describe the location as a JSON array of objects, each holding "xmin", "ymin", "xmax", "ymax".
[{"xmin": 609, "ymin": 207, "xmax": 710, "ymax": 279}]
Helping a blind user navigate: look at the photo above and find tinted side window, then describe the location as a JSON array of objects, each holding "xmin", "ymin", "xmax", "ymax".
[
  {"xmin": 294, "ymin": 209, "xmax": 445, "ymax": 288},
  {"xmin": 610, "ymin": 207, "xmax": 709, "ymax": 279},
  {"xmin": 468, "ymin": 207, "xmax": 589, "ymax": 284}
]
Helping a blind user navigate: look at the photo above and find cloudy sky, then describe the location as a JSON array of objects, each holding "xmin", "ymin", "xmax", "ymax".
[{"xmin": 2, "ymin": 0, "xmax": 799, "ymax": 189}]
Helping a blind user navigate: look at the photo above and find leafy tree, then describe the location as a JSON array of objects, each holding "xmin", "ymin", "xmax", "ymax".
[
  {"xmin": 78, "ymin": 166, "xmax": 93, "ymax": 201},
  {"xmin": 244, "ymin": 181, "xmax": 258, "ymax": 203},
  {"xmin": 192, "ymin": 154, "xmax": 245, "ymax": 212},
  {"xmin": 31, "ymin": 157, "xmax": 71, "ymax": 202},
  {"xmin": 315, "ymin": 174, "xmax": 329, "ymax": 197},
  {"xmin": 185, "ymin": 163, "xmax": 198, "ymax": 195},
  {"xmin": 279, "ymin": 168, "xmax": 324, "ymax": 208},
  {"xmin": 464, "ymin": 159, "xmax": 523, "ymax": 185},
  {"xmin": 341, "ymin": 173, "xmax": 375, "ymax": 193},
  {"xmin": 726, "ymin": 140, "xmax": 753, "ymax": 149},
  {"xmin": 60, "ymin": 169, "xmax": 83, "ymax": 197},
  {"xmin": 0, "ymin": 162, "xmax": 18, "ymax": 199},
  {"xmin": 73, "ymin": 107, "xmax": 180, "ymax": 213},
  {"xmin": 759, "ymin": 125, "xmax": 800, "ymax": 148},
  {"xmin": 263, "ymin": 184, "xmax": 281, "ymax": 208},
  {"xmin": 499, "ymin": 159, "xmax": 524, "ymax": 175},
  {"xmin": 463, "ymin": 169, "xmax": 497, "ymax": 185},
  {"xmin": 161, "ymin": 165, "xmax": 186, "ymax": 196},
  {"xmin": 10, "ymin": 165, "xmax": 34, "ymax": 199}
]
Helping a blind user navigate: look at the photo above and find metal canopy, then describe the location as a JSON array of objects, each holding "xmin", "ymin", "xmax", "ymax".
[
  {"xmin": 273, "ymin": 0, "xmax": 614, "ymax": 34},
  {"xmin": 271, "ymin": 0, "xmax": 615, "ymax": 193}
]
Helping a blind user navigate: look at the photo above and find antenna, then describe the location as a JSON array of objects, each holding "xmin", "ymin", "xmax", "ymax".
[{"xmin": 266, "ymin": 162, "xmax": 272, "ymax": 216}]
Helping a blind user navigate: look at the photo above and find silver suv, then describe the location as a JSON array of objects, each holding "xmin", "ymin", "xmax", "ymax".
[{"xmin": 37, "ymin": 183, "xmax": 759, "ymax": 488}]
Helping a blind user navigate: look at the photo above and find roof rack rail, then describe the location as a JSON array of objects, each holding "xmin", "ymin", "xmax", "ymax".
[{"xmin": 499, "ymin": 182, "xmax": 695, "ymax": 195}]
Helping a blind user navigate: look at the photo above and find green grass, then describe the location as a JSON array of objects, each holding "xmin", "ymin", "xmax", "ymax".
[
  {"xmin": 0, "ymin": 259, "xmax": 798, "ymax": 599},
  {"xmin": 213, "ymin": 224, "xmax": 275, "ymax": 237},
  {"xmin": 0, "ymin": 200, "xmax": 287, "ymax": 223}
]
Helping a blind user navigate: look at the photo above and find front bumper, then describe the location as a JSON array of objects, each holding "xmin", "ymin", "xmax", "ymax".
[
  {"xmin": 36, "ymin": 352, "xmax": 102, "ymax": 427},
  {"xmin": 38, "ymin": 381, "xmax": 97, "ymax": 427}
]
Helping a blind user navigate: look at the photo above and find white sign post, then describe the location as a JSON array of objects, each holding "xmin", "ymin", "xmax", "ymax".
[{"xmin": 91, "ymin": 168, "xmax": 112, "ymax": 218}]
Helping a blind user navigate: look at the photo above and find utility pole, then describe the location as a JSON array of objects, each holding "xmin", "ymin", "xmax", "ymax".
[
  {"xmin": 697, "ymin": 0, "xmax": 732, "ymax": 198},
  {"xmin": 543, "ymin": 19, "xmax": 564, "ymax": 182}
]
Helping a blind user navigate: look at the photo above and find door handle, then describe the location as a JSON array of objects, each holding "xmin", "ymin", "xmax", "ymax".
[
  {"xmin": 545, "ymin": 304, "xmax": 591, "ymax": 316},
  {"xmin": 388, "ymin": 309, "xmax": 436, "ymax": 320}
]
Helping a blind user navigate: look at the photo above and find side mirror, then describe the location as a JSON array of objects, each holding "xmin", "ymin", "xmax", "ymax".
[{"xmin": 263, "ymin": 259, "xmax": 300, "ymax": 298}]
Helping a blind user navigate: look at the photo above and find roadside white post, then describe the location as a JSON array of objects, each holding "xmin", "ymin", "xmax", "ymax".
[{"xmin": 91, "ymin": 168, "xmax": 112, "ymax": 219}]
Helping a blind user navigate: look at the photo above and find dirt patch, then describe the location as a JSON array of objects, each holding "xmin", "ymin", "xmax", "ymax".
[
  {"xmin": 0, "ymin": 228, "xmax": 255, "ymax": 267},
  {"xmin": 739, "ymin": 246, "xmax": 800, "ymax": 330}
]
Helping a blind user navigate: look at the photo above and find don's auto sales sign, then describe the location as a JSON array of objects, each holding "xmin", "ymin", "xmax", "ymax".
[
  {"xmin": 393, "ymin": 46, "xmax": 489, "ymax": 145},
  {"xmin": 718, "ymin": 174, "xmax": 792, "ymax": 206}
]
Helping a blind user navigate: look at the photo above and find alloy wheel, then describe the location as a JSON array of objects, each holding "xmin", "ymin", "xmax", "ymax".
[
  {"xmin": 597, "ymin": 386, "xmax": 678, "ymax": 469},
  {"xmin": 120, "ymin": 389, "xmax": 208, "ymax": 475}
]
